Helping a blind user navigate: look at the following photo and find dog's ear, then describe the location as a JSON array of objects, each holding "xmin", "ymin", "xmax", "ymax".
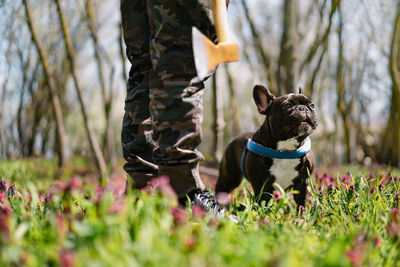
[
  {"xmin": 298, "ymin": 86, "xmax": 304, "ymax": 95},
  {"xmin": 253, "ymin": 85, "xmax": 275, "ymax": 115}
]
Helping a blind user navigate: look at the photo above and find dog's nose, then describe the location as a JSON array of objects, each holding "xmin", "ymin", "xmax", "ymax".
[{"xmin": 298, "ymin": 105, "xmax": 307, "ymax": 112}]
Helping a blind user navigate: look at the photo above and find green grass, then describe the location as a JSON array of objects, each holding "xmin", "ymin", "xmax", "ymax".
[{"xmin": 0, "ymin": 159, "xmax": 399, "ymax": 266}]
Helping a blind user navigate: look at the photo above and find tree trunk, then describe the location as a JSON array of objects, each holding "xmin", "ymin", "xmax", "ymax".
[
  {"xmin": 299, "ymin": 0, "xmax": 337, "ymax": 74},
  {"xmin": 302, "ymin": 0, "xmax": 337, "ymax": 97},
  {"xmin": 54, "ymin": 0, "xmax": 107, "ymax": 177},
  {"xmin": 17, "ymin": 75, "xmax": 26, "ymax": 156},
  {"xmin": 381, "ymin": 3, "xmax": 400, "ymax": 166},
  {"xmin": 211, "ymin": 72, "xmax": 224, "ymax": 162},
  {"xmin": 16, "ymin": 48, "xmax": 31, "ymax": 156},
  {"xmin": 277, "ymin": 0, "xmax": 296, "ymax": 94},
  {"xmin": 119, "ymin": 23, "xmax": 128, "ymax": 82},
  {"xmin": 0, "ymin": 77, "xmax": 8, "ymax": 158},
  {"xmin": 234, "ymin": 18, "xmax": 257, "ymax": 78},
  {"xmin": 224, "ymin": 64, "xmax": 240, "ymax": 137},
  {"xmin": 305, "ymin": 46, "xmax": 325, "ymax": 98},
  {"xmin": 23, "ymin": 0, "xmax": 67, "ymax": 167},
  {"xmin": 336, "ymin": 2, "xmax": 351, "ymax": 163},
  {"xmin": 85, "ymin": 0, "xmax": 116, "ymax": 166},
  {"xmin": 240, "ymin": 0, "xmax": 279, "ymax": 95},
  {"xmin": 26, "ymin": 65, "xmax": 42, "ymax": 156},
  {"xmin": 41, "ymin": 118, "xmax": 52, "ymax": 156}
]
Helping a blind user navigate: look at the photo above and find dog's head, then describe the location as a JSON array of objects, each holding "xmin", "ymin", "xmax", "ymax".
[{"xmin": 253, "ymin": 85, "xmax": 317, "ymax": 140}]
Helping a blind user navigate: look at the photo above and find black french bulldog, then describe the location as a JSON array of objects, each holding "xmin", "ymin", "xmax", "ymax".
[{"xmin": 215, "ymin": 85, "xmax": 317, "ymax": 207}]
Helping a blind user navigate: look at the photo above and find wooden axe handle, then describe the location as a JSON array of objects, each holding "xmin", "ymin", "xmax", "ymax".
[{"xmin": 212, "ymin": 0, "xmax": 230, "ymax": 43}]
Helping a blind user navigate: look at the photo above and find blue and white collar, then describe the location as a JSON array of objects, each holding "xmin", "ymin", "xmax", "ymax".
[
  {"xmin": 240, "ymin": 137, "xmax": 312, "ymax": 178},
  {"xmin": 246, "ymin": 137, "xmax": 311, "ymax": 159}
]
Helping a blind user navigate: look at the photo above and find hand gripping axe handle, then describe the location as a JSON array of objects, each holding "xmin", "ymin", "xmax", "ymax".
[{"xmin": 192, "ymin": 0, "xmax": 239, "ymax": 80}]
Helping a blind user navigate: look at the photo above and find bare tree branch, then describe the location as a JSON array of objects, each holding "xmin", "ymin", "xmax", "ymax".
[
  {"xmin": 336, "ymin": 1, "xmax": 351, "ymax": 163},
  {"xmin": 53, "ymin": 0, "xmax": 106, "ymax": 177},
  {"xmin": 211, "ymin": 71, "xmax": 224, "ymax": 162},
  {"xmin": 277, "ymin": 0, "xmax": 296, "ymax": 94},
  {"xmin": 85, "ymin": 0, "xmax": 116, "ymax": 166},
  {"xmin": 381, "ymin": 2, "xmax": 400, "ymax": 166},
  {"xmin": 239, "ymin": 0, "xmax": 279, "ymax": 95},
  {"xmin": 22, "ymin": 0, "xmax": 67, "ymax": 166}
]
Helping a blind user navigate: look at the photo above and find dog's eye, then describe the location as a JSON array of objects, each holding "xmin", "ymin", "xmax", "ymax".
[
  {"xmin": 285, "ymin": 103, "xmax": 292, "ymax": 109},
  {"xmin": 310, "ymin": 103, "xmax": 315, "ymax": 109}
]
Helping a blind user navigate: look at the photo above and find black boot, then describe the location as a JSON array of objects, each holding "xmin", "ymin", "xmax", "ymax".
[{"xmin": 180, "ymin": 189, "xmax": 238, "ymax": 222}]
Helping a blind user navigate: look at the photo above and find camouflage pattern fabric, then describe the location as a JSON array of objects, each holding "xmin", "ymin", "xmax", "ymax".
[{"xmin": 120, "ymin": 0, "xmax": 216, "ymax": 196}]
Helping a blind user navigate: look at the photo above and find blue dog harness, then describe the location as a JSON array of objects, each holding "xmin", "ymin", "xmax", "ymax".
[{"xmin": 240, "ymin": 137, "xmax": 312, "ymax": 178}]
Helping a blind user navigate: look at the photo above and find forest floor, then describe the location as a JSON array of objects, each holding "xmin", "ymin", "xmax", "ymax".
[{"xmin": 0, "ymin": 158, "xmax": 399, "ymax": 266}]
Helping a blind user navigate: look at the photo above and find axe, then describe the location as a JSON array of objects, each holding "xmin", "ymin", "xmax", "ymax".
[{"xmin": 192, "ymin": 0, "xmax": 239, "ymax": 80}]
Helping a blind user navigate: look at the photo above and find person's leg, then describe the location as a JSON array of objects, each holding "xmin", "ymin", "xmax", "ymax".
[
  {"xmin": 146, "ymin": 0, "xmax": 216, "ymax": 197},
  {"xmin": 121, "ymin": 0, "xmax": 157, "ymax": 188}
]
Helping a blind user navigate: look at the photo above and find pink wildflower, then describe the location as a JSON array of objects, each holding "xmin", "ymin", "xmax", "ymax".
[
  {"xmin": 184, "ymin": 235, "xmax": 197, "ymax": 250},
  {"xmin": 7, "ymin": 184, "xmax": 15, "ymax": 197},
  {"xmin": 56, "ymin": 212, "xmax": 65, "ymax": 235},
  {"xmin": 192, "ymin": 205, "xmax": 207, "ymax": 218},
  {"xmin": 59, "ymin": 249, "xmax": 74, "ymax": 267},
  {"xmin": 327, "ymin": 183, "xmax": 336, "ymax": 194},
  {"xmin": 378, "ymin": 183, "xmax": 384, "ymax": 191},
  {"xmin": 216, "ymin": 192, "xmax": 230, "ymax": 205},
  {"xmin": 391, "ymin": 207, "xmax": 399, "ymax": 217},
  {"xmin": 106, "ymin": 176, "xmax": 126, "ymax": 199},
  {"xmin": 0, "ymin": 191, "xmax": 11, "ymax": 240},
  {"xmin": 386, "ymin": 208, "xmax": 400, "ymax": 239},
  {"xmin": 341, "ymin": 175, "xmax": 351, "ymax": 184},
  {"xmin": 150, "ymin": 176, "xmax": 176, "ymax": 198},
  {"xmin": 94, "ymin": 186, "xmax": 104, "ymax": 204},
  {"xmin": 386, "ymin": 220, "xmax": 399, "ymax": 239},
  {"xmin": 67, "ymin": 177, "xmax": 81, "ymax": 191},
  {"xmin": 0, "ymin": 180, "xmax": 7, "ymax": 192},
  {"xmin": 374, "ymin": 237, "xmax": 381, "ymax": 247},
  {"xmin": 299, "ymin": 205, "xmax": 306, "ymax": 212},
  {"xmin": 170, "ymin": 207, "xmax": 187, "ymax": 225},
  {"xmin": 345, "ymin": 233, "xmax": 367, "ymax": 267},
  {"xmin": 108, "ymin": 199, "xmax": 126, "ymax": 214},
  {"xmin": 370, "ymin": 186, "xmax": 376, "ymax": 194},
  {"xmin": 273, "ymin": 191, "xmax": 281, "ymax": 201},
  {"xmin": 349, "ymin": 184, "xmax": 355, "ymax": 192},
  {"xmin": 57, "ymin": 181, "xmax": 67, "ymax": 191}
]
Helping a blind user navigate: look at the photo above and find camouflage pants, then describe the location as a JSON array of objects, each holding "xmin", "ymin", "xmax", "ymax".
[{"xmin": 120, "ymin": 0, "xmax": 216, "ymax": 196}]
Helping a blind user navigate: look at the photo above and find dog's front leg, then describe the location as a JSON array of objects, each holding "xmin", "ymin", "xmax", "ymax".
[
  {"xmin": 292, "ymin": 177, "xmax": 307, "ymax": 207},
  {"xmin": 250, "ymin": 179, "xmax": 274, "ymax": 204}
]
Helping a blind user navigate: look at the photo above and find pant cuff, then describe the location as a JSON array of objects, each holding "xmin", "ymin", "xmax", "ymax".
[
  {"xmin": 158, "ymin": 162, "xmax": 205, "ymax": 197},
  {"xmin": 125, "ymin": 171, "xmax": 156, "ymax": 189}
]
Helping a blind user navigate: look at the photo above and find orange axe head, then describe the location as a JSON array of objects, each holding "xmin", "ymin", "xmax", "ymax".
[
  {"xmin": 192, "ymin": 27, "xmax": 239, "ymax": 80},
  {"xmin": 192, "ymin": 0, "xmax": 239, "ymax": 80}
]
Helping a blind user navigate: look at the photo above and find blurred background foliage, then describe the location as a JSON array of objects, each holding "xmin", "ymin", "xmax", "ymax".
[{"xmin": 0, "ymin": 0, "xmax": 399, "ymax": 175}]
